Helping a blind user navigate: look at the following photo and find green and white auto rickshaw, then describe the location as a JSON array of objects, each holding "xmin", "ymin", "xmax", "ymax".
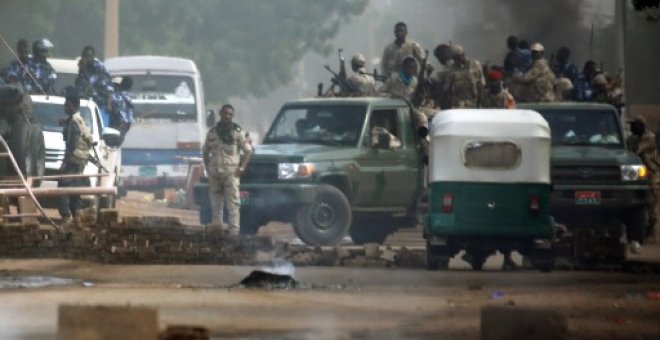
[{"xmin": 424, "ymin": 109, "xmax": 555, "ymax": 271}]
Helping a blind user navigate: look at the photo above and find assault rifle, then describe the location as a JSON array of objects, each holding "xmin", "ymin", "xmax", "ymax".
[
  {"xmin": 411, "ymin": 50, "xmax": 430, "ymax": 107},
  {"xmin": 358, "ymin": 70, "xmax": 388, "ymax": 82},
  {"xmin": 322, "ymin": 49, "xmax": 357, "ymax": 96}
]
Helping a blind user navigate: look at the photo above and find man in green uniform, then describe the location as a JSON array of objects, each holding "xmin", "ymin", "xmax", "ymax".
[{"xmin": 203, "ymin": 104, "xmax": 252, "ymax": 235}]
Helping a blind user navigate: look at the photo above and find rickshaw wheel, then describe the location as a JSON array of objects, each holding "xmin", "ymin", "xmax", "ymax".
[
  {"xmin": 293, "ymin": 185, "xmax": 351, "ymax": 246},
  {"xmin": 426, "ymin": 242, "xmax": 450, "ymax": 270},
  {"xmin": 470, "ymin": 252, "xmax": 488, "ymax": 271},
  {"xmin": 349, "ymin": 216, "xmax": 391, "ymax": 245}
]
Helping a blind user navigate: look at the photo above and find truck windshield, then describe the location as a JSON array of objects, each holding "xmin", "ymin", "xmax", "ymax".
[
  {"xmin": 32, "ymin": 102, "xmax": 94, "ymax": 133},
  {"xmin": 264, "ymin": 104, "xmax": 367, "ymax": 146},
  {"xmin": 537, "ymin": 109, "xmax": 623, "ymax": 147}
]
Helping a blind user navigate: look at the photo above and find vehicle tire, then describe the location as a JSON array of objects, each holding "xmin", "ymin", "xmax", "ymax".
[
  {"xmin": 426, "ymin": 241, "xmax": 450, "ymax": 270},
  {"xmin": 349, "ymin": 216, "xmax": 391, "ymax": 245},
  {"xmin": 531, "ymin": 247, "xmax": 555, "ymax": 272},
  {"xmin": 470, "ymin": 251, "xmax": 488, "ymax": 271},
  {"xmin": 623, "ymin": 206, "xmax": 648, "ymax": 244},
  {"xmin": 293, "ymin": 185, "xmax": 351, "ymax": 246}
]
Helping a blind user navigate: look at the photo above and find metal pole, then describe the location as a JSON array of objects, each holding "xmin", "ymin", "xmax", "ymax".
[{"xmin": 104, "ymin": 0, "xmax": 119, "ymax": 58}]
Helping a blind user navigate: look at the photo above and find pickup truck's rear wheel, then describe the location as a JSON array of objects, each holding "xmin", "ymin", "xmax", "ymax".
[
  {"xmin": 7, "ymin": 120, "xmax": 44, "ymax": 187},
  {"xmin": 240, "ymin": 210, "xmax": 261, "ymax": 235},
  {"xmin": 426, "ymin": 241, "xmax": 450, "ymax": 270},
  {"xmin": 293, "ymin": 185, "xmax": 351, "ymax": 246}
]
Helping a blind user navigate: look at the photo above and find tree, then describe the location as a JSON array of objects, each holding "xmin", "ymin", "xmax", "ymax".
[
  {"xmin": 0, "ymin": 0, "xmax": 368, "ymax": 102},
  {"xmin": 632, "ymin": 0, "xmax": 660, "ymax": 22}
]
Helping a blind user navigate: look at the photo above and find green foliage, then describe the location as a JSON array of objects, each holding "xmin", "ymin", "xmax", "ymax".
[{"xmin": 1, "ymin": 0, "xmax": 367, "ymax": 101}]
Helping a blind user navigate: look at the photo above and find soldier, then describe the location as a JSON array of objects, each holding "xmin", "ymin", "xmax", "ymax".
[
  {"xmin": 59, "ymin": 87, "xmax": 94, "ymax": 229},
  {"xmin": 3, "ymin": 39, "xmax": 31, "ymax": 88},
  {"xmin": 379, "ymin": 56, "xmax": 418, "ymax": 100},
  {"xmin": 555, "ymin": 77, "xmax": 574, "ymax": 102},
  {"xmin": 448, "ymin": 44, "xmax": 485, "ymax": 108},
  {"xmin": 346, "ymin": 53, "xmax": 376, "ymax": 97},
  {"xmin": 76, "ymin": 46, "xmax": 113, "ymax": 125},
  {"xmin": 627, "ymin": 115, "xmax": 658, "ymax": 248},
  {"xmin": 25, "ymin": 38, "xmax": 57, "ymax": 95},
  {"xmin": 431, "ymin": 43, "xmax": 454, "ymax": 110},
  {"xmin": 592, "ymin": 74, "xmax": 622, "ymax": 108},
  {"xmin": 480, "ymin": 70, "xmax": 515, "ymax": 109},
  {"xmin": 380, "ymin": 22, "xmax": 425, "ymax": 78},
  {"xmin": 551, "ymin": 47, "xmax": 579, "ymax": 100},
  {"xmin": 512, "ymin": 42, "xmax": 556, "ymax": 103},
  {"xmin": 203, "ymin": 104, "xmax": 252, "ymax": 235}
]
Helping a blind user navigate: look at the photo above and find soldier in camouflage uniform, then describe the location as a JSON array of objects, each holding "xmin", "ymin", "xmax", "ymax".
[
  {"xmin": 203, "ymin": 104, "xmax": 252, "ymax": 234},
  {"xmin": 448, "ymin": 45, "xmax": 485, "ymax": 108},
  {"xmin": 627, "ymin": 115, "xmax": 658, "ymax": 248},
  {"xmin": 380, "ymin": 22, "xmax": 425, "ymax": 79},
  {"xmin": 512, "ymin": 43, "xmax": 556, "ymax": 103},
  {"xmin": 431, "ymin": 43, "xmax": 454, "ymax": 110},
  {"xmin": 592, "ymin": 74, "xmax": 622, "ymax": 108},
  {"xmin": 379, "ymin": 56, "xmax": 418, "ymax": 100},
  {"xmin": 346, "ymin": 54, "xmax": 376, "ymax": 97},
  {"xmin": 25, "ymin": 39, "xmax": 57, "ymax": 95},
  {"xmin": 480, "ymin": 69, "xmax": 515, "ymax": 109}
]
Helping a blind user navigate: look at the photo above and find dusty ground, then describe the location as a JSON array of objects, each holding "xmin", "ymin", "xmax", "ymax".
[{"xmin": 2, "ymin": 193, "xmax": 653, "ymax": 339}]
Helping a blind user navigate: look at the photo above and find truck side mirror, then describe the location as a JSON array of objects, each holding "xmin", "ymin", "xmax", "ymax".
[
  {"xmin": 205, "ymin": 109, "xmax": 216, "ymax": 128},
  {"xmin": 102, "ymin": 127, "xmax": 122, "ymax": 147}
]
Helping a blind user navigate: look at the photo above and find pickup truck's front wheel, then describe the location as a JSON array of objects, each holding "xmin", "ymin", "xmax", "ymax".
[{"xmin": 293, "ymin": 185, "xmax": 351, "ymax": 246}]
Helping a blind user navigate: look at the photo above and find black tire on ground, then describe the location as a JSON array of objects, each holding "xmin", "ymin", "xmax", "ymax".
[
  {"xmin": 426, "ymin": 241, "xmax": 450, "ymax": 270},
  {"xmin": 293, "ymin": 185, "xmax": 351, "ymax": 246},
  {"xmin": 623, "ymin": 206, "xmax": 648, "ymax": 244},
  {"xmin": 531, "ymin": 247, "xmax": 555, "ymax": 272},
  {"xmin": 470, "ymin": 251, "xmax": 488, "ymax": 271},
  {"xmin": 349, "ymin": 216, "xmax": 391, "ymax": 245}
]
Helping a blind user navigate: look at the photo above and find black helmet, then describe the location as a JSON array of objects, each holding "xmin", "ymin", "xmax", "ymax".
[{"xmin": 32, "ymin": 38, "xmax": 54, "ymax": 53}]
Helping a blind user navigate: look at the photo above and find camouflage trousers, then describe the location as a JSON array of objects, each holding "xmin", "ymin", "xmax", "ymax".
[{"xmin": 209, "ymin": 170, "xmax": 240, "ymax": 234}]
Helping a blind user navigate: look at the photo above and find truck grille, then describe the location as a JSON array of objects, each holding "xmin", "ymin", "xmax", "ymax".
[
  {"xmin": 552, "ymin": 165, "xmax": 620, "ymax": 182},
  {"xmin": 45, "ymin": 148, "xmax": 64, "ymax": 162},
  {"xmin": 242, "ymin": 162, "xmax": 278, "ymax": 182}
]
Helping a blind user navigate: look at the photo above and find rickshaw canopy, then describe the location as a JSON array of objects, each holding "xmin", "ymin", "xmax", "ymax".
[{"xmin": 429, "ymin": 109, "xmax": 551, "ymax": 184}]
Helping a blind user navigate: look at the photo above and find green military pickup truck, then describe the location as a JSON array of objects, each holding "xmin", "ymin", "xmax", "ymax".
[
  {"xmin": 194, "ymin": 97, "xmax": 426, "ymax": 246},
  {"xmin": 519, "ymin": 103, "xmax": 650, "ymax": 262}
]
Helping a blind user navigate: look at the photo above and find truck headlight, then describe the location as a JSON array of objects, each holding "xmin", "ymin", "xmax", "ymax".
[
  {"xmin": 278, "ymin": 163, "xmax": 316, "ymax": 180},
  {"xmin": 621, "ymin": 165, "xmax": 648, "ymax": 181}
]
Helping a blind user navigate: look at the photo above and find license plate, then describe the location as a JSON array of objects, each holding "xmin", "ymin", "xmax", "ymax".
[
  {"xmin": 138, "ymin": 166, "xmax": 157, "ymax": 177},
  {"xmin": 240, "ymin": 191, "xmax": 250, "ymax": 205},
  {"xmin": 575, "ymin": 191, "xmax": 601, "ymax": 205}
]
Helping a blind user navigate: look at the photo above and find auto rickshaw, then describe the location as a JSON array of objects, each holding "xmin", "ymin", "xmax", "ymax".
[{"xmin": 424, "ymin": 109, "xmax": 555, "ymax": 271}]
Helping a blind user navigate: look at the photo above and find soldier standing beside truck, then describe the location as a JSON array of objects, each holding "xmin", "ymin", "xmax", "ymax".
[
  {"xmin": 380, "ymin": 22, "xmax": 425, "ymax": 79},
  {"xmin": 202, "ymin": 104, "xmax": 252, "ymax": 235},
  {"xmin": 59, "ymin": 88, "xmax": 93, "ymax": 229}
]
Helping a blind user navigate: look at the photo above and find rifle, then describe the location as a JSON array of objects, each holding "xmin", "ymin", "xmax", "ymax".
[
  {"xmin": 88, "ymin": 142, "xmax": 108, "ymax": 173},
  {"xmin": 411, "ymin": 50, "xmax": 430, "ymax": 107},
  {"xmin": 323, "ymin": 64, "xmax": 357, "ymax": 94},
  {"xmin": 358, "ymin": 70, "xmax": 387, "ymax": 82},
  {"xmin": 338, "ymin": 48, "xmax": 348, "ymax": 87}
]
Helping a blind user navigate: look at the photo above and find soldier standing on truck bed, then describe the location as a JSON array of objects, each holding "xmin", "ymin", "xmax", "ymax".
[
  {"xmin": 627, "ymin": 115, "xmax": 659, "ymax": 248},
  {"xmin": 512, "ymin": 43, "xmax": 556, "ymax": 103},
  {"xmin": 447, "ymin": 44, "xmax": 484, "ymax": 108},
  {"xmin": 59, "ymin": 88, "xmax": 93, "ymax": 230},
  {"xmin": 26, "ymin": 39, "xmax": 56, "ymax": 95},
  {"xmin": 380, "ymin": 22, "xmax": 425, "ymax": 79},
  {"xmin": 203, "ymin": 104, "xmax": 252, "ymax": 235},
  {"xmin": 76, "ymin": 45, "xmax": 113, "ymax": 126},
  {"xmin": 346, "ymin": 53, "xmax": 377, "ymax": 97}
]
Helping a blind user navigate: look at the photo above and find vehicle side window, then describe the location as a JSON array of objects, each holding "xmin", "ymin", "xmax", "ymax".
[
  {"xmin": 368, "ymin": 109, "xmax": 401, "ymax": 149},
  {"xmin": 464, "ymin": 141, "xmax": 521, "ymax": 169}
]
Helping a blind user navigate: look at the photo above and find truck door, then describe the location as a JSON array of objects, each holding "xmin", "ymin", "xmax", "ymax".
[{"xmin": 354, "ymin": 107, "xmax": 420, "ymax": 208}]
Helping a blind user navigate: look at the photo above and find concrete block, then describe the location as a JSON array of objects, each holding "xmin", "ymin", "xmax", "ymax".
[
  {"xmin": 481, "ymin": 305, "xmax": 568, "ymax": 340},
  {"xmin": 98, "ymin": 209, "xmax": 119, "ymax": 225},
  {"xmin": 364, "ymin": 243, "xmax": 381, "ymax": 259},
  {"xmin": 58, "ymin": 304, "xmax": 158, "ymax": 340}
]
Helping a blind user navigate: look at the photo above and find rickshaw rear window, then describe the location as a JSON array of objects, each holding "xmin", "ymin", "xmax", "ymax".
[{"xmin": 464, "ymin": 142, "xmax": 521, "ymax": 169}]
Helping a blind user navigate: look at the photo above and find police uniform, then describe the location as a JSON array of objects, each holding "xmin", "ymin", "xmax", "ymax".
[
  {"xmin": 25, "ymin": 59, "xmax": 56, "ymax": 95},
  {"xmin": 60, "ymin": 109, "xmax": 93, "ymax": 224},
  {"xmin": 4, "ymin": 57, "xmax": 32, "ymax": 89},
  {"xmin": 76, "ymin": 59, "xmax": 113, "ymax": 105},
  {"xmin": 449, "ymin": 58, "xmax": 485, "ymax": 108},
  {"xmin": 203, "ymin": 122, "xmax": 252, "ymax": 233},
  {"xmin": 346, "ymin": 66, "xmax": 377, "ymax": 97},
  {"xmin": 381, "ymin": 40, "xmax": 424, "ymax": 78}
]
